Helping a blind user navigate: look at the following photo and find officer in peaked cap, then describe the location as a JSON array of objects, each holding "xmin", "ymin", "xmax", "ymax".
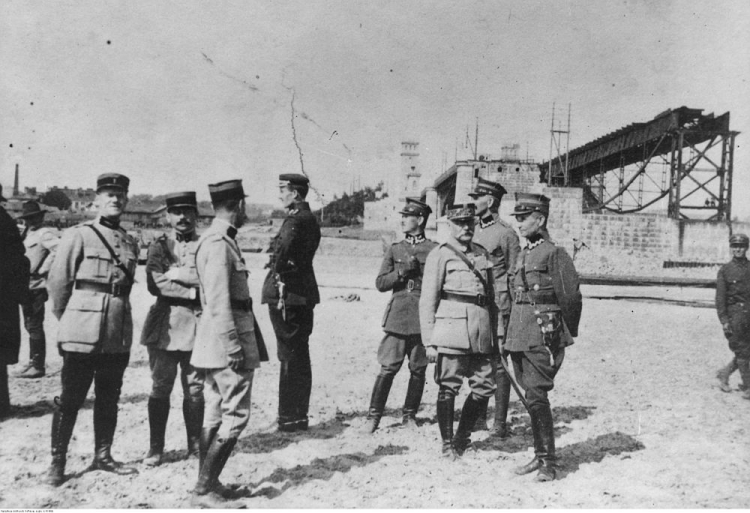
[
  {"xmin": 505, "ymin": 191, "xmax": 582, "ymax": 482},
  {"xmin": 140, "ymin": 191, "xmax": 204, "ymax": 467},
  {"xmin": 715, "ymin": 233, "xmax": 750, "ymax": 399},
  {"xmin": 262, "ymin": 173, "xmax": 321, "ymax": 433},
  {"xmin": 189, "ymin": 179, "xmax": 266, "ymax": 508},
  {"xmin": 46, "ymin": 172, "xmax": 139, "ymax": 485},
  {"xmin": 468, "ymin": 178, "xmax": 520, "ymax": 437},
  {"xmin": 362, "ymin": 198, "xmax": 438, "ymax": 433},
  {"xmin": 16, "ymin": 200, "xmax": 60, "ymax": 379},
  {"xmin": 420, "ymin": 202, "xmax": 498, "ymax": 458}
]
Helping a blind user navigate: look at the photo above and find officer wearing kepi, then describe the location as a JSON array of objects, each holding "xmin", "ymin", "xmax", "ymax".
[
  {"xmin": 190, "ymin": 179, "xmax": 266, "ymax": 508},
  {"xmin": 505, "ymin": 192, "xmax": 582, "ymax": 482},
  {"xmin": 363, "ymin": 199, "xmax": 438, "ymax": 433},
  {"xmin": 140, "ymin": 191, "xmax": 204, "ymax": 466},
  {"xmin": 468, "ymin": 177, "xmax": 520, "ymax": 436},
  {"xmin": 715, "ymin": 233, "xmax": 750, "ymax": 399},
  {"xmin": 16, "ymin": 200, "xmax": 59, "ymax": 379},
  {"xmin": 262, "ymin": 173, "xmax": 321, "ymax": 432},
  {"xmin": 420, "ymin": 204, "xmax": 496, "ymax": 458},
  {"xmin": 45, "ymin": 173, "xmax": 139, "ymax": 486}
]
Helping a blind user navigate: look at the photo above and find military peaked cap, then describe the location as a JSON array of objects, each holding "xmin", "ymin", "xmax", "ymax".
[
  {"xmin": 446, "ymin": 203, "xmax": 476, "ymax": 221},
  {"xmin": 17, "ymin": 200, "xmax": 46, "ymax": 219},
  {"xmin": 165, "ymin": 191, "xmax": 198, "ymax": 210},
  {"xmin": 399, "ymin": 198, "xmax": 432, "ymax": 217},
  {"xmin": 510, "ymin": 192, "xmax": 550, "ymax": 217},
  {"xmin": 729, "ymin": 233, "xmax": 749, "ymax": 246},
  {"xmin": 468, "ymin": 177, "xmax": 507, "ymax": 200},
  {"xmin": 279, "ymin": 174, "xmax": 310, "ymax": 188},
  {"xmin": 208, "ymin": 179, "xmax": 246, "ymax": 204},
  {"xmin": 97, "ymin": 173, "xmax": 130, "ymax": 192}
]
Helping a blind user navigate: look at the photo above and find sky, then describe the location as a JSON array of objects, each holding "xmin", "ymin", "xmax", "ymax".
[{"xmin": 1, "ymin": 0, "xmax": 749, "ymax": 216}]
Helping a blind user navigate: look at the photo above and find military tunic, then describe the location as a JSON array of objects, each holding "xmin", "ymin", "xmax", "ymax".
[
  {"xmin": 21, "ymin": 225, "xmax": 58, "ymax": 356},
  {"xmin": 716, "ymin": 257, "xmax": 750, "ymax": 359}
]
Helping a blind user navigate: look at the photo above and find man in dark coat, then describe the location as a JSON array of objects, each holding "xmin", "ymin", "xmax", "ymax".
[
  {"xmin": 363, "ymin": 199, "xmax": 437, "ymax": 433},
  {"xmin": 0, "ymin": 185, "xmax": 30, "ymax": 418},
  {"xmin": 715, "ymin": 233, "xmax": 750, "ymax": 399},
  {"xmin": 505, "ymin": 192, "xmax": 582, "ymax": 482},
  {"xmin": 261, "ymin": 174, "xmax": 321, "ymax": 432}
]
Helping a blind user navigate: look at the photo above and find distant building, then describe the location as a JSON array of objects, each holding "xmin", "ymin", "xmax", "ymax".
[{"xmin": 49, "ymin": 186, "xmax": 97, "ymax": 212}]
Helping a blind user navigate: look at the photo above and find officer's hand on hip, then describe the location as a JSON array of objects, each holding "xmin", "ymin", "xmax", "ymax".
[
  {"xmin": 228, "ymin": 350, "xmax": 245, "ymax": 371},
  {"xmin": 722, "ymin": 322, "xmax": 733, "ymax": 337},
  {"xmin": 426, "ymin": 346, "xmax": 438, "ymax": 364}
]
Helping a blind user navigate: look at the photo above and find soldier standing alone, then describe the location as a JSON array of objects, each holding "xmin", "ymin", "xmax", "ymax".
[
  {"xmin": 16, "ymin": 200, "xmax": 59, "ymax": 379},
  {"xmin": 468, "ymin": 177, "xmax": 520, "ymax": 436},
  {"xmin": 363, "ymin": 199, "xmax": 437, "ymax": 433},
  {"xmin": 420, "ymin": 204, "xmax": 496, "ymax": 458},
  {"xmin": 140, "ymin": 191, "xmax": 204, "ymax": 466},
  {"xmin": 262, "ymin": 174, "xmax": 321, "ymax": 432},
  {"xmin": 505, "ymin": 193, "xmax": 582, "ymax": 482},
  {"xmin": 45, "ymin": 174, "xmax": 139, "ymax": 486},
  {"xmin": 715, "ymin": 233, "xmax": 750, "ymax": 398}
]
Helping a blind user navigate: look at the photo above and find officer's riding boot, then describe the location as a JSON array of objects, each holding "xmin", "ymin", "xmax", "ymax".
[
  {"xmin": 401, "ymin": 370, "xmax": 425, "ymax": 428},
  {"xmin": 198, "ymin": 425, "xmax": 232, "ymax": 498},
  {"xmin": 362, "ymin": 374, "xmax": 393, "ymax": 434},
  {"xmin": 184, "ymin": 397, "xmax": 204, "ymax": 459},
  {"xmin": 144, "ymin": 397, "xmax": 170, "ymax": 466},
  {"xmin": 491, "ymin": 370, "xmax": 512, "ymax": 438},
  {"xmin": 736, "ymin": 358, "xmax": 750, "ymax": 400},
  {"xmin": 19, "ymin": 336, "xmax": 46, "ymax": 379},
  {"xmin": 453, "ymin": 395, "xmax": 487, "ymax": 456},
  {"xmin": 716, "ymin": 358, "xmax": 737, "ymax": 393},
  {"xmin": 277, "ymin": 362, "xmax": 298, "ymax": 432},
  {"xmin": 436, "ymin": 389, "xmax": 456, "ymax": 458},
  {"xmin": 471, "ymin": 400, "xmax": 489, "ymax": 432},
  {"xmin": 91, "ymin": 408, "xmax": 138, "ymax": 475},
  {"xmin": 514, "ymin": 408, "xmax": 545, "ymax": 476},
  {"xmin": 191, "ymin": 437, "xmax": 245, "ymax": 509},
  {"xmin": 44, "ymin": 406, "xmax": 77, "ymax": 486},
  {"xmin": 0, "ymin": 366, "xmax": 10, "ymax": 419},
  {"xmin": 535, "ymin": 405, "xmax": 558, "ymax": 482}
]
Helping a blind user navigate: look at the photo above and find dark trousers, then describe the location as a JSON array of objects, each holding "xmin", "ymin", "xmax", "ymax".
[
  {"xmin": 21, "ymin": 288, "xmax": 47, "ymax": 366},
  {"xmin": 269, "ymin": 305, "xmax": 314, "ymax": 425},
  {"xmin": 147, "ymin": 348, "xmax": 204, "ymax": 401},
  {"xmin": 58, "ymin": 351, "xmax": 130, "ymax": 446},
  {"xmin": 509, "ymin": 346, "xmax": 565, "ymax": 410}
]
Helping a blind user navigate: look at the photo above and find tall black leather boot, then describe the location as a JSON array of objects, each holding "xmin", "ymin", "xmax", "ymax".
[
  {"xmin": 436, "ymin": 388, "xmax": 456, "ymax": 458},
  {"xmin": 453, "ymin": 394, "xmax": 487, "ymax": 455},
  {"xmin": 737, "ymin": 358, "xmax": 750, "ymax": 400},
  {"xmin": 535, "ymin": 405, "xmax": 558, "ymax": 482},
  {"xmin": 716, "ymin": 358, "xmax": 737, "ymax": 393},
  {"xmin": 184, "ymin": 396, "xmax": 204, "ymax": 458},
  {"xmin": 361, "ymin": 374, "xmax": 394, "ymax": 433},
  {"xmin": 278, "ymin": 362, "xmax": 297, "ymax": 432},
  {"xmin": 0, "ymin": 365, "xmax": 9, "ymax": 419},
  {"xmin": 514, "ymin": 408, "xmax": 545, "ymax": 476},
  {"xmin": 44, "ymin": 406, "xmax": 78, "ymax": 486},
  {"xmin": 402, "ymin": 370, "xmax": 425, "ymax": 427},
  {"xmin": 91, "ymin": 405, "xmax": 137, "ymax": 475},
  {"xmin": 491, "ymin": 369, "xmax": 512, "ymax": 438},
  {"xmin": 19, "ymin": 336, "xmax": 46, "ymax": 379},
  {"xmin": 191, "ymin": 437, "xmax": 244, "ymax": 508},
  {"xmin": 144, "ymin": 397, "xmax": 170, "ymax": 466}
]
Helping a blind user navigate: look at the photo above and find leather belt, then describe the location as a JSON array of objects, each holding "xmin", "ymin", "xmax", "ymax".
[
  {"xmin": 75, "ymin": 280, "xmax": 132, "ymax": 297},
  {"xmin": 441, "ymin": 291, "xmax": 487, "ymax": 307},
  {"xmin": 231, "ymin": 298, "xmax": 253, "ymax": 311},
  {"xmin": 396, "ymin": 279, "xmax": 422, "ymax": 293},
  {"xmin": 163, "ymin": 296, "xmax": 201, "ymax": 308}
]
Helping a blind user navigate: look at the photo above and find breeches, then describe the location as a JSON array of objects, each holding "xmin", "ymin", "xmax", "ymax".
[
  {"xmin": 58, "ymin": 352, "xmax": 130, "ymax": 416},
  {"xmin": 509, "ymin": 345, "xmax": 565, "ymax": 410},
  {"xmin": 435, "ymin": 353, "xmax": 495, "ymax": 399},
  {"xmin": 377, "ymin": 333, "xmax": 427, "ymax": 376},
  {"xmin": 726, "ymin": 306, "xmax": 750, "ymax": 360},
  {"xmin": 148, "ymin": 347, "xmax": 204, "ymax": 400},
  {"xmin": 22, "ymin": 288, "xmax": 47, "ymax": 340},
  {"xmin": 203, "ymin": 367, "xmax": 254, "ymax": 440}
]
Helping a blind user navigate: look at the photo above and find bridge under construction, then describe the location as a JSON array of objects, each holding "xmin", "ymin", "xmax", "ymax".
[{"xmin": 539, "ymin": 107, "xmax": 739, "ymax": 221}]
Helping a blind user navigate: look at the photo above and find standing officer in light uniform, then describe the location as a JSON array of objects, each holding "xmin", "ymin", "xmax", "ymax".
[
  {"xmin": 140, "ymin": 191, "xmax": 204, "ymax": 466},
  {"xmin": 45, "ymin": 173, "xmax": 139, "ymax": 486},
  {"xmin": 506, "ymin": 192, "xmax": 582, "ymax": 482},
  {"xmin": 262, "ymin": 174, "xmax": 321, "ymax": 432},
  {"xmin": 715, "ymin": 233, "xmax": 750, "ymax": 399},
  {"xmin": 468, "ymin": 177, "xmax": 520, "ymax": 437},
  {"xmin": 190, "ymin": 179, "xmax": 265, "ymax": 508},
  {"xmin": 16, "ymin": 200, "xmax": 59, "ymax": 379},
  {"xmin": 420, "ymin": 204, "xmax": 496, "ymax": 458},
  {"xmin": 363, "ymin": 199, "xmax": 437, "ymax": 433}
]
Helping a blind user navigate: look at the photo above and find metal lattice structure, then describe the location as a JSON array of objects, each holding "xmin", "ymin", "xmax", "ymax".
[{"xmin": 539, "ymin": 107, "xmax": 739, "ymax": 220}]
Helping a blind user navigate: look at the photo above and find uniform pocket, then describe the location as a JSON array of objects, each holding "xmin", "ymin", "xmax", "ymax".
[
  {"xmin": 83, "ymin": 248, "xmax": 112, "ymax": 278},
  {"xmin": 57, "ymin": 290, "xmax": 107, "ymax": 345}
]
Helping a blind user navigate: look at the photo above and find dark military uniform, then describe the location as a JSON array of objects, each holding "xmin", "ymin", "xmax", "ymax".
[
  {"xmin": 420, "ymin": 204, "xmax": 497, "ymax": 457},
  {"xmin": 469, "ymin": 177, "xmax": 521, "ymax": 435},
  {"xmin": 506, "ymin": 192, "xmax": 582, "ymax": 482},
  {"xmin": 46, "ymin": 173, "xmax": 139, "ymax": 485},
  {"xmin": 364, "ymin": 199, "xmax": 438, "ymax": 432},
  {"xmin": 261, "ymin": 174, "xmax": 321, "ymax": 432},
  {"xmin": 715, "ymin": 234, "xmax": 750, "ymax": 398},
  {"xmin": 0, "ymin": 187, "xmax": 30, "ymax": 418}
]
